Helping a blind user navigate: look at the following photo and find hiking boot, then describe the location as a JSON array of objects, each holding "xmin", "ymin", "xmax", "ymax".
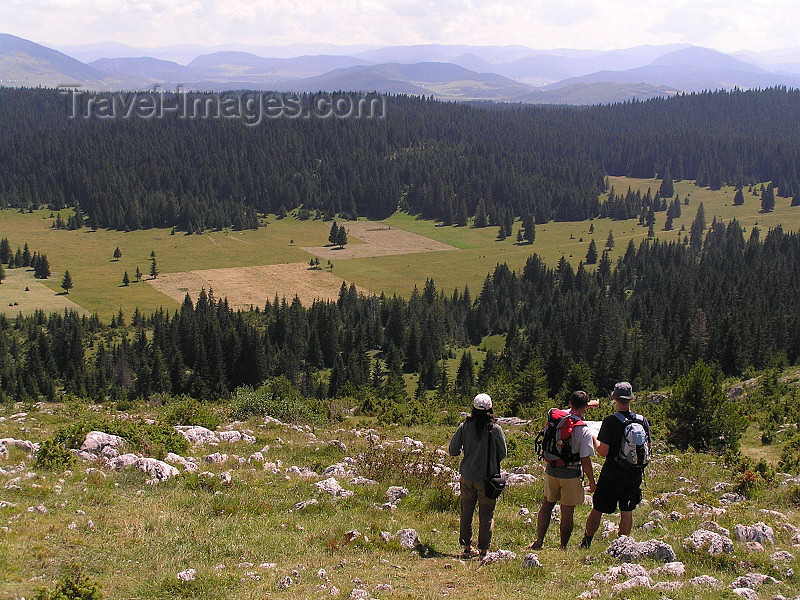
[
  {"xmin": 578, "ymin": 534, "xmax": 592, "ymax": 549},
  {"xmin": 461, "ymin": 547, "xmax": 479, "ymax": 559}
]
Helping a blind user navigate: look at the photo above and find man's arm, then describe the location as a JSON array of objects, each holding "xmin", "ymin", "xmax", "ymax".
[
  {"xmin": 581, "ymin": 455, "xmax": 596, "ymax": 492},
  {"xmin": 595, "ymin": 440, "xmax": 609, "ymax": 458}
]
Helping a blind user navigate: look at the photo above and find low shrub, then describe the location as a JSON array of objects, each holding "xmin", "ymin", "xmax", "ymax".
[
  {"xmin": 33, "ymin": 568, "xmax": 102, "ymax": 600},
  {"xmin": 52, "ymin": 418, "xmax": 189, "ymax": 459},
  {"xmin": 162, "ymin": 395, "xmax": 223, "ymax": 431},
  {"xmin": 230, "ymin": 377, "xmax": 325, "ymax": 423},
  {"xmin": 35, "ymin": 439, "xmax": 76, "ymax": 471}
]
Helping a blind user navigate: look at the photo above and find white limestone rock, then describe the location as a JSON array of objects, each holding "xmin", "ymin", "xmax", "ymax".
[
  {"xmin": 164, "ymin": 452, "xmax": 198, "ymax": 472},
  {"xmin": 731, "ymin": 588, "xmax": 758, "ymax": 600},
  {"xmin": 385, "ymin": 486, "xmax": 409, "ymax": 505},
  {"xmin": 735, "ymin": 522, "xmax": 775, "ymax": 545},
  {"xmin": 177, "ymin": 568, "xmax": 196, "ymax": 582},
  {"xmin": 396, "ymin": 528, "xmax": 419, "ymax": 549},
  {"xmin": 607, "ymin": 535, "xmax": 676, "ymax": 563},
  {"xmin": 80, "ymin": 431, "xmax": 125, "ymax": 455},
  {"xmin": 136, "ymin": 457, "xmax": 180, "ymax": 482},
  {"xmin": 522, "ymin": 553, "xmax": 541, "ymax": 568},
  {"xmin": 174, "ymin": 426, "xmax": 220, "ymax": 445},
  {"xmin": 294, "ymin": 499, "xmax": 318, "ymax": 511},
  {"xmin": 480, "ymin": 549, "xmax": 516, "ymax": 565},
  {"xmin": 689, "ymin": 575, "xmax": 720, "ymax": 588},
  {"xmin": 106, "ymin": 453, "xmax": 139, "ymax": 470},
  {"xmin": 204, "ymin": 452, "xmax": 228, "ymax": 464},
  {"xmin": 730, "ymin": 573, "xmax": 779, "ymax": 589},
  {"xmin": 683, "ymin": 529, "xmax": 734, "ymax": 555},
  {"xmin": 650, "ymin": 561, "xmax": 685, "ymax": 577},
  {"xmin": 314, "ymin": 477, "xmax": 353, "ymax": 498},
  {"xmin": 610, "ymin": 575, "xmax": 652, "ymax": 595}
]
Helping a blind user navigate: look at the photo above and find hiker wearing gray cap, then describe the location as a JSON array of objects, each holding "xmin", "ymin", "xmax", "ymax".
[
  {"xmin": 579, "ymin": 382, "xmax": 652, "ymax": 548},
  {"xmin": 448, "ymin": 393, "xmax": 508, "ymax": 559}
]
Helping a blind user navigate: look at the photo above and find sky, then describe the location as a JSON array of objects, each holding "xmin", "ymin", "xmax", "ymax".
[{"xmin": 4, "ymin": 0, "xmax": 800, "ymax": 54}]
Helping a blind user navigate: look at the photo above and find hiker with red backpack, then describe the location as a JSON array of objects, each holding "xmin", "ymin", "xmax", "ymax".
[
  {"xmin": 579, "ymin": 381, "xmax": 652, "ymax": 548},
  {"xmin": 531, "ymin": 390, "xmax": 599, "ymax": 549}
]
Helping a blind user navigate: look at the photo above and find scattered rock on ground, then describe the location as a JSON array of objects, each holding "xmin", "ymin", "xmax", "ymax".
[
  {"xmin": 174, "ymin": 426, "xmax": 220, "ymax": 445},
  {"xmin": 735, "ymin": 522, "xmax": 775, "ymax": 545},
  {"xmin": 522, "ymin": 553, "xmax": 541, "ymax": 568},
  {"xmin": 683, "ymin": 529, "xmax": 734, "ymax": 555},
  {"xmin": 177, "ymin": 568, "xmax": 196, "ymax": 582},
  {"xmin": 396, "ymin": 528, "xmax": 419, "ymax": 549},
  {"xmin": 606, "ymin": 536, "xmax": 676, "ymax": 563},
  {"xmin": 80, "ymin": 431, "xmax": 125, "ymax": 455},
  {"xmin": 315, "ymin": 477, "xmax": 353, "ymax": 498},
  {"xmin": 480, "ymin": 549, "xmax": 516, "ymax": 565}
]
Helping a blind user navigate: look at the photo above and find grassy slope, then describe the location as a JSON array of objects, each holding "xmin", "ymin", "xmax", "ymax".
[
  {"xmin": 1, "ymin": 402, "xmax": 798, "ymax": 599},
  {"xmin": 2, "ymin": 178, "xmax": 799, "ymax": 319}
]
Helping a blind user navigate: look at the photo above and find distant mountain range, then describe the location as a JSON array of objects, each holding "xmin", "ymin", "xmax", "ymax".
[{"xmin": 2, "ymin": 33, "xmax": 800, "ymax": 105}]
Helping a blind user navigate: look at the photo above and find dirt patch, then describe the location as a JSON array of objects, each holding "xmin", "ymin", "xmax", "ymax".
[
  {"xmin": 302, "ymin": 220, "xmax": 456, "ymax": 259},
  {"xmin": 148, "ymin": 263, "xmax": 362, "ymax": 309},
  {"xmin": 0, "ymin": 270, "xmax": 88, "ymax": 317}
]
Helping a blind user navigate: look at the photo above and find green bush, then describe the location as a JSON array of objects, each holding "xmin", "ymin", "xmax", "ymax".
[
  {"xmin": 230, "ymin": 377, "xmax": 324, "ymax": 423},
  {"xmin": 52, "ymin": 418, "xmax": 189, "ymax": 460},
  {"xmin": 162, "ymin": 395, "xmax": 223, "ymax": 431},
  {"xmin": 33, "ymin": 569, "xmax": 102, "ymax": 600},
  {"xmin": 35, "ymin": 439, "xmax": 76, "ymax": 471},
  {"xmin": 779, "ymin": 433, "xmax": 800, "ymax": 474}
]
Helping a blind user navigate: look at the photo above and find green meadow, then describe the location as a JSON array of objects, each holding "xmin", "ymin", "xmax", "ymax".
[{"xmin": 2, "ymin": 177, "xmax": 799, "ymax": 320}]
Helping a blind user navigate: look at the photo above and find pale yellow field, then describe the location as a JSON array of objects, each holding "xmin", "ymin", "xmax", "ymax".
[
  {"xmin": 301, "ymin": 220, "xmax": 456, "ymax": 260},
  {"xmin": 0, "ymin": 268, "xmax": 88, "ymax": 317},
  {"xmin": 148, "ymin": 262, "xmax": 366, "ymax": 309}
]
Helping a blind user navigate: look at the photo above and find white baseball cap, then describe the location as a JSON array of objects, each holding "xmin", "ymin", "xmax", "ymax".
[{"xmin": 473, "ymin": 393, "xmax": 492, "ymax": 411}]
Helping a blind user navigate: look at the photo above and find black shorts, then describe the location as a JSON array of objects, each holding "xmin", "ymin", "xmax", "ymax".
[{"xmin": 592, "ymin": 470, "xmax": 643, "ymax": 513}]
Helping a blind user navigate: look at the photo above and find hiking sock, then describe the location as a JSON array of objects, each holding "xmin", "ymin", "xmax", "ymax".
[{"xmin": 579, "ymin": 534, "xmax": 592, "ymax": 549}]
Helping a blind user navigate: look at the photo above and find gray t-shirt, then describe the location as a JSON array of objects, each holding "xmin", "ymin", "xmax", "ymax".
[{"xmin": 448, "ymin": 419, "xmax": 508, "ymax": 482}]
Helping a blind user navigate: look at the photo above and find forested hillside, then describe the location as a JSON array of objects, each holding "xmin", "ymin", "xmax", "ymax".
[
  {"xmin": 2, "ymin": 220, "xmax": 798, "ymax": 409},
  {"xmin": 1, "ymin": 87, "xmax": 799, "ymax": 231}
]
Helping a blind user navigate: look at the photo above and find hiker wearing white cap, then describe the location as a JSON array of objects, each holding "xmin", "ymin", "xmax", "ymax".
[{"xmin": 448, "ymin": 393, "xmax": 507, "ymax": 559}]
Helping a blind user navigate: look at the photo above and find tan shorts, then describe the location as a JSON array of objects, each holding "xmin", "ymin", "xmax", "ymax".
[{"xmin": 543, "ymin": 473, "xmax": 585, "ymax": 506}]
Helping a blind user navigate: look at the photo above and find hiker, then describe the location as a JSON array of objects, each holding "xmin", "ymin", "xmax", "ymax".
[
  {"xmin": 448, "ymin": 393, "xmax": 508, "ymax": 559},
  {"xmin": 531, "ymin": 390, "xmax": 598, "ymax": 549},
  {"xmin": 579, "ymin": 381, "xmax": 652, "ymax": 548}
]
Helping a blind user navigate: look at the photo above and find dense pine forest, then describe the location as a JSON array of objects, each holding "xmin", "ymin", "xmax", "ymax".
[
  {"xmin": 1, "ymin": 87, "xmax": 799, "ymax": 231},
  {"xmin": 2, "ymin": 220, "xmax": 798, "ymax": 413}
]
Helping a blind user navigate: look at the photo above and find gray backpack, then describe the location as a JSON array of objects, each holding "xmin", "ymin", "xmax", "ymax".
[{"xmin": 613, "ymin": 412, "xmax": 650, "ymax": 470}]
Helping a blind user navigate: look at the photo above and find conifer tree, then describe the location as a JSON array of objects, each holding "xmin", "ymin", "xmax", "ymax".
[
  {"xmin": 61, "ymin": 270, "xmax": 73, "ymax": 294},
  {"xmin": 585, "ymin": 239, "xmax": 598, "ymax": 264},
  {"xmin": 473, "ymin": 199, "xmax": 488, "ymax": 228},
  {"xmin": 690, "ymin": 203, "xmax": 706, "ymax": 250},
  {"xmin": 522, "ymin": 212, "xmax": 535, "ymax": 243},
  {"xmin": 122, "ymin": 271, "xmax": 130, "ymax": 286},
  {"xmin": 150, "ymin": 254, "xmax": 158, "ymax": 279},
  {"xmin": 113, "ymin": 247, "xmax": 122, "ymax": 261},
  {"xmin": 0, "ymin": 262, "xmax": 4, "ymax": 285},
  {"xmin": 328, "ymin": 221, "xmax": 339, "ymax": 245},
  {"xmin": 135, "ymin": 266, "xmax": 142, "ymax": 283},
  {"xmin": 761, "ymin": 182, "xmax": 776, "ymax": 212},
  {"xmin": 335, "ymin": 225, "xmax": 348, "ymax": 248},
  {"xmin": 733, "ymin": 186, "xmax": 745, "ymax": 206},
  {"xmin": 605, "ymin": 230, "xmax": 615, "ymax": 249}
]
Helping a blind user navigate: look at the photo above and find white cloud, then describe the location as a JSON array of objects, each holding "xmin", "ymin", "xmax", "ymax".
[{"xmin": 3, "ymin": 0, "xmax": 800, "ymax": 53}]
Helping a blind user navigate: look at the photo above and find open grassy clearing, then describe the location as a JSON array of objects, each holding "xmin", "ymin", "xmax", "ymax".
[
  {"xmin": 2, "ymin": 177, "xmax": 799, "ymax": 317},
  {"xmin": 1, "ymin": 401, "xmax": 799, "ymax": 599},
  {"xmin": 0, "ymin": 268, "xmax": 88, "ymax": 317}
]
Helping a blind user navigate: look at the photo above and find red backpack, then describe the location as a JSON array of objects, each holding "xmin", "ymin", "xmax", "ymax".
[{"xmin": 535, "ymin": 408, "xmax": 586, "ymax": 467}]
